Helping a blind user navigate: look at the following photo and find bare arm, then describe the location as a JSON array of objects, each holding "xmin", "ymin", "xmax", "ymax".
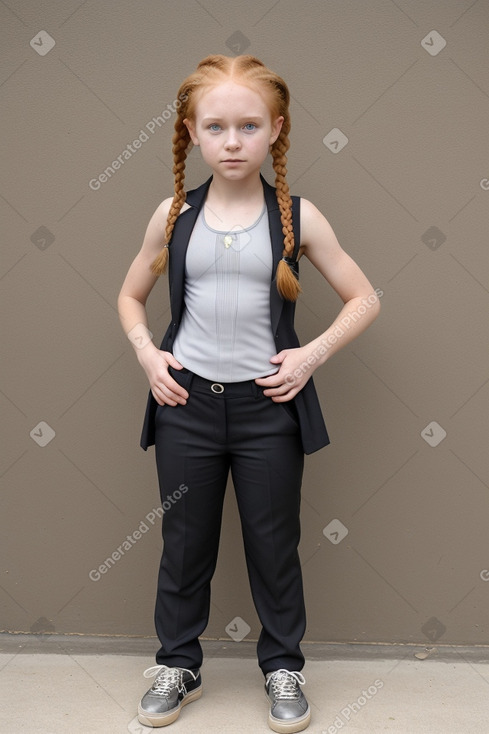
[
  {"xmin": 117, "ymin": 198, "xmax": 189, "ymax": 406},
  {"xmin": 255, "ymin": 197, "xmax": 381, "ymax": 400}
]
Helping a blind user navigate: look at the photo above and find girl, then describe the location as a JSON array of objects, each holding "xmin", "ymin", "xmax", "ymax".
[{"xmin": 118, "ymin": 54, "xmax": 380, "ymax": 733}]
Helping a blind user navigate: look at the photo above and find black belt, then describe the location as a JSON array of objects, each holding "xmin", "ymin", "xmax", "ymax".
[{"xmin": 172, "ymin": 367, "xmax": 263, "ymax": 398}]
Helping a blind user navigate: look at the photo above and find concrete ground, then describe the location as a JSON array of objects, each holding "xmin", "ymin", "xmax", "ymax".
[{"xmin": 0, "ymin": 634, "xmax": 488, "ymax": 733}]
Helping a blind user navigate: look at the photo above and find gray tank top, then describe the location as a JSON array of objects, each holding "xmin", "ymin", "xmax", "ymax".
[{"xmin": 172, "ymin": 202, "xmax": 279, "ymax": 382}]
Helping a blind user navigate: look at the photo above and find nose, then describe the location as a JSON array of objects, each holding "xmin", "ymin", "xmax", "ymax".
[{"xmin": 224, "ymin": 128, "xmax": 241, "ymax": 150}]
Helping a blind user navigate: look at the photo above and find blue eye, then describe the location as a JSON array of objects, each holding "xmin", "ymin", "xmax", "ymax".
[
  {"xmin": 243, "ymin": 123, "xmax": 256, "ymax": 131},
  {"xmin": 209, "ymin": 123, "xmax": 221, "ymax": 131}
]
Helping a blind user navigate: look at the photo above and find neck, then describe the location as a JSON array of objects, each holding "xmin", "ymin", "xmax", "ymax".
[{"xmin": 206, "ymin": 171, "xmax": 264, "ymax": 207}]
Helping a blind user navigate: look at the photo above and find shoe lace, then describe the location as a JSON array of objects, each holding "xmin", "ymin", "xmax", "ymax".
[
  {"xmin": 268, "ymin": 669, "xmax": 306, "ymax": 700},
  {"xmin": 142, "ymin": 665, "xmax": 198, "ymax": 697}
]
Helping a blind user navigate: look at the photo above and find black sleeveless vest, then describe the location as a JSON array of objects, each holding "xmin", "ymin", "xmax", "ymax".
[{"xmin": 140, "ymin": 175, "xmax": 330, "ymax": 454}]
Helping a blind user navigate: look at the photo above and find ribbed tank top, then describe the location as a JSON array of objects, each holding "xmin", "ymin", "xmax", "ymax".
[{"xmin": 172, "ymin": 202, "xmax": 279, "ymax": 382}]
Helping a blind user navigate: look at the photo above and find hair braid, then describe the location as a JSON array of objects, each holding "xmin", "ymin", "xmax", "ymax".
[
  {"xmin": 271, "ymin": 125, "xmax": 301, "ymax": 301},
  {"xmin": 151, "ymin": 106, "xmax": 191, "ymax": 275}
]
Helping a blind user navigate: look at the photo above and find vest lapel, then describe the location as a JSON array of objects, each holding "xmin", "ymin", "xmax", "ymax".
[{"xmin": 168, "ymin": 177, "xmax": 213, "ymax": 326}]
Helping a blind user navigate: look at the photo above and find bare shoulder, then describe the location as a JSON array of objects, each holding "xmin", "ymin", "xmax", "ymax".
[
  {"xmin": 140, "ymin": 197, "xmax": 191, "ymax": 256},
  {"xmin": 119, "ymin": 196, "xmax": 192, "ymax": 304},
  {"xmin": 150, "ymin": 197, "xmax": 174, "ymax": 225},
  {"xmin": 151, "ymin": 196, "xmax": 191, "ymax": 226},
  {"xmin": 155, "ymin": 196, "xmax": 173, "ymax": 219},
  {"xmin": 298, "ymin": 197, "xmax": 343, "ymax": 258}
]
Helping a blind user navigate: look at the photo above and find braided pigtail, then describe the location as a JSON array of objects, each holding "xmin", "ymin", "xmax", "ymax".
[
  {"xmin": 270, "ymin": 98, "xmax": 301, "ymax": 302},
  {"xmin": 151, "ymin": 88, "xmax": 192, "ymax": 275}
]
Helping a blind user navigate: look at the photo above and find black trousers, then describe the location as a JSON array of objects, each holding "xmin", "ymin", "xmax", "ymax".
[{"xmin": 153, "ymin": 368, "xmax": 306, "ymax": 675}]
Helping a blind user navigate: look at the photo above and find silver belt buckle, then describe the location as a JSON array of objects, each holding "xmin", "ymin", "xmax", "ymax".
[{"xmin": 211, "ymin": 383, "xmax": 224, "ymax": 394}]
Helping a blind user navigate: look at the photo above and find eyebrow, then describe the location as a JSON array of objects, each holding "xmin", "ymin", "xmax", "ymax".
[{"xmin": 201, "ymin": 115, "xmax": 266, "ymax": 122}]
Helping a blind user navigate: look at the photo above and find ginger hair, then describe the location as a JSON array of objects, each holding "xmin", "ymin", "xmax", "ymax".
[{"xmin": 151, "ymin": 54, "xmax": 301, "ymax": 301}]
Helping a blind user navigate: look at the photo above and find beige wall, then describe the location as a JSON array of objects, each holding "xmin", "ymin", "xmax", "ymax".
[{"xmin": 1, "ymin": 0, "xmax": 488, "ymax": 649}]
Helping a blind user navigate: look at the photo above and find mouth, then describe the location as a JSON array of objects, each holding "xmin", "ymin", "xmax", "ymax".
[{"xmin": 222, "ymin": 159, "xmax": 245, "ymax": 163}]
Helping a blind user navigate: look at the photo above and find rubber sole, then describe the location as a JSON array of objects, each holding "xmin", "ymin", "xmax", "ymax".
[
  {"xmin": 266, "ymin": 692, "xmax": 311, "ymax": 734},
  {"xmin": 137, "ymin": 685, "xmax": 202, "ymax": 727}
]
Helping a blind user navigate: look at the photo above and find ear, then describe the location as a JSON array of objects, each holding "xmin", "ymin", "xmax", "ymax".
[
  {"xmin": 269, "ymin": 115, "xmax": 284, "ymax": 145},
  {"xmin": 184, "ymin": 118, "xmax": 199, "ymax": 146}
]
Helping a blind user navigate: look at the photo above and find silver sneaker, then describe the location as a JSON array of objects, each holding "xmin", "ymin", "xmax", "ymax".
[
  {"xmin": 138, "ymin": 664, "xmax": 202, "ymax": 727},
  {"xmin": 265, "ymin": 669, "xmax": 311, "ymax": 733}
]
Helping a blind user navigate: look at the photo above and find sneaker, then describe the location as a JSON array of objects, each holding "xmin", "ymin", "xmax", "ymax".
[
  {"xmin": 137, "ymin": 665, "xmax": 202, "ymax": 727},
  {"xmin": 265, "ymin": 669, "xmax": 311, "ymax": 733}
]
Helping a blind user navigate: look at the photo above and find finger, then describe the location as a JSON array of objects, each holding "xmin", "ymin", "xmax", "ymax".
[
  {"xmin": 165, "ymin": 352, "xmax": 185, "ymax": 371},
  {"xmin": 154, "ymin": 353, "xmax": 188, "ymax": 400},
  {"xmin": 153, "ymin": 380, "xmax": 187, "ymax": 406},
  {"xmin": 154, "ymin": 391, "xmax": 183, "ymax": 407},
  {"xmin": 254, "ymin": 373, "xmax": 283, "ymax": 388},
  {"xmin": 259, "ymin": 370, "xmax": 298, "ymax": 392},
  {"xmin": 261, "ymin": 380, "xmax": 297, "ymax": 398},
  {"xmin": 152, "ymin": 389, "xmax": 170, "ymax": 407},
  {"xmin": 163, "ymin": 376, "xmax": 188, "ymax": 402},
  {"xmin": 152, "ymin": 391, "xmax": 164, "ymax": 406},
  {"xmin": 270, "ymin": 387, "xmax": 298, "ymax": 402},
  {"xmin": 268, "ymin": 352, "xmax": 285, "ymax": 365}
]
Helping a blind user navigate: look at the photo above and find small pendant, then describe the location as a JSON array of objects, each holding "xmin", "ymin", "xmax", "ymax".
[{"xmin": 223, "ymin": 234, "xmax": 233, "ymax": 248}]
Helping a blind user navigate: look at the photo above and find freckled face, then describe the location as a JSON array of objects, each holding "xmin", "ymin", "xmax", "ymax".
[{"xmin": 184, "ymin": 81, "xmax": 283, "ymax": 180}]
